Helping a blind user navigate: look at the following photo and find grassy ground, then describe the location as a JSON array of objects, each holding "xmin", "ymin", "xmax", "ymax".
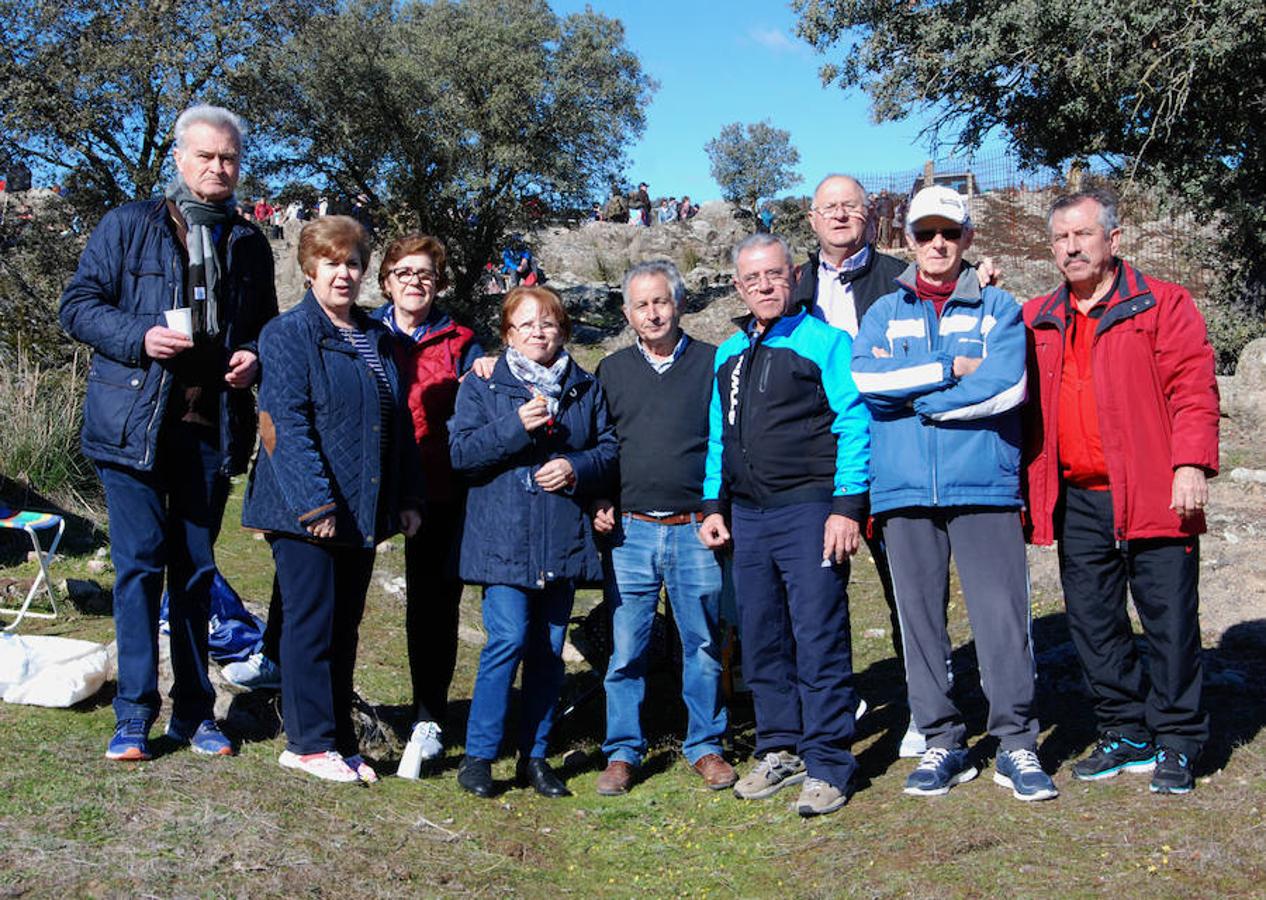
[{"xmin": 1, "ymin": 482, "xmax": 1264, "ymax": 898}]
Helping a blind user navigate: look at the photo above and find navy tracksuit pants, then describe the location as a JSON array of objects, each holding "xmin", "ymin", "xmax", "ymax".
[
  {"xmin": 1058, "ymin": 487, "xmax": 1207, "ymax": 757},
  {"xmin": 731, "ymin": 500, "xmax": 859, "ymax": 791},
  {"xmin": 270, "ymin": 535, "xmax": 375, "ymax": 757}
]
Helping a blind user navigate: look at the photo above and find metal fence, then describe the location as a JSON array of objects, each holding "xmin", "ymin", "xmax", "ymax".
[{"xmin": 850, "ymin": 152, "xmax": 1214, "ymax": 300}]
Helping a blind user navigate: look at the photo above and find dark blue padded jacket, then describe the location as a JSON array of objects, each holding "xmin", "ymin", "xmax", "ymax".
[
  {"xmin": 449, "ymin": 355, "xmax": 617, "ymax": 589},
  {"xmin": 240, "ymin": 292, "xmax": 424, "ymax": 547},
  {"xmin": 59, "ymin": 199, "xmax": 277, "ymax": 473}
]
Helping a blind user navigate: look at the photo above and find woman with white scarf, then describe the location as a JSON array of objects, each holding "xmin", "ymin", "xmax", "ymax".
[{"xmin": 449, "ymin": 286, "xmax": 617, "ymax": 799}]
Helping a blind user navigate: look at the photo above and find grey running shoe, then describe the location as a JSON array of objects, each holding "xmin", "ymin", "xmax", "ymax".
[
  {"xmin": 734, "ymin": 751, "xmax": 806, "ymax": 800},
  {"xmin": 793, "ymin": 777, "xmax": 849, "ymax": 817}
]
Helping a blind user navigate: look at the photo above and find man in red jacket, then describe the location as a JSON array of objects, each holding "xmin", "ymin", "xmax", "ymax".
[{"xmin": 1023, "ymin": 188, "xmax": 1219, "ymax": 795}]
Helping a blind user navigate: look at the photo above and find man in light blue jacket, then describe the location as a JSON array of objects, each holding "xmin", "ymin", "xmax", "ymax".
[{"xmin": 851, "ymin": 186, "xmax": 1056, "ymax": 802}]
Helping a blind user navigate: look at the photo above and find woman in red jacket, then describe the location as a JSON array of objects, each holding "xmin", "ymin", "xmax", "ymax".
[{"xmin": 372, "ymin": 234, "xmax": 484, "ymax": 775}]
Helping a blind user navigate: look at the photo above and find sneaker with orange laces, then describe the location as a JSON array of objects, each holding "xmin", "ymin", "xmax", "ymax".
[{"xmin": 278, "ymin": 749, "xmax": 360, "ymax": 783}]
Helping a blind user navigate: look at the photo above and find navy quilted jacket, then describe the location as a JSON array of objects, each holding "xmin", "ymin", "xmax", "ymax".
[
  {"xmin": 449, "ymin": 355, "xmax": 617, "ymax": 589},
  {"xmin": 59, "ymin": 199, "xmax": 277, "ymax": 473},
  {"xmin": 241, "ymin": 292, "xmax": 424, "ymax": 546}
]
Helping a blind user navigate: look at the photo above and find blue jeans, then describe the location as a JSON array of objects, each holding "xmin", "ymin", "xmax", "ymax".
[
  {"xmin": 602, "ymin": 515, "xmax": 727, "ymax": 766},
  {"xmin": 97, "ymin": 421, "xmax": 228, "ymax": 726},
  {"xmin": 465, "ymin": 582, "xmax": 575, "ymax": 760}
]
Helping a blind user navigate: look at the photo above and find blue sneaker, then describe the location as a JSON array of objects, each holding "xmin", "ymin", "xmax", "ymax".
[
  {"xmin": 106, "ymin": 718, "xmax": 152, "ymax": 761},
  {"xmin": 1149, "ymin": 747, "xmax": 1195, "ymax": 795},
  {"xmin": 994, "ymin": 748, "xmax": 1059, "ymax": 801},
  {"xmin": 167, "ymin": 719, "xmax": 235, "ymax": 756},
  {"xmin": 904, "ymin": 747, "xmax": 978, "ymax": 796},
  {"xmin": 1072, "ymin": 732, "xmax": 1156, "ymax": 781}
]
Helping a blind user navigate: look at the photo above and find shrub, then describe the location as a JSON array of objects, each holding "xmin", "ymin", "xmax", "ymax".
[{"xmin": 0, "ymin": 346, "xmax": 97, "ymax": 511}]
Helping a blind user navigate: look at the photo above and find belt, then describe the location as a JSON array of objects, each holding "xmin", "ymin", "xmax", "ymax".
[{"xmin": 624, "ymin": 511, "xmax": 705, "ymax": 526}]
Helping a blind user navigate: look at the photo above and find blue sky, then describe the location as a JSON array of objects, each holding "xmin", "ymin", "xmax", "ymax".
[{"xmin": 551, "ymin": 0, "xmax": 1007, "ymax": 202}]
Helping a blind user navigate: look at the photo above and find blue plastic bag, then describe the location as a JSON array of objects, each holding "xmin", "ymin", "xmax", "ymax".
[{"xmin": 158, "ymin": 571, "xmax": 265, "ymax": 664}]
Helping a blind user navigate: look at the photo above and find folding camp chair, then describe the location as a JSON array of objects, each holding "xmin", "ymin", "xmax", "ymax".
[{"xmin": 0, "ymin": 507, "xmax": 65, "ymax": 630}]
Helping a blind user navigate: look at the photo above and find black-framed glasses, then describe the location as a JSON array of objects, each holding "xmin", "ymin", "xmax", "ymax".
[
  {"xmin": 912, "ymin": 227, "xmax": 964, "ymax": 244},
  {"xmin": 390, "ymin": 267, "xmax": 438, "ymax": 284}
]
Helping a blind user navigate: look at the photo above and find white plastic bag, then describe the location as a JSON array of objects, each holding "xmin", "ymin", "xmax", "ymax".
[{"xmin": 0, "ymin": 633, "xmax": 115, "ymax": 707}]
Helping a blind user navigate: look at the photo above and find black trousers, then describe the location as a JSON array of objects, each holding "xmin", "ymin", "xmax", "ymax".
[
  {"xmin": 1058, "ymin": 487, "xmax": 1208, "ymax": 757},
  {"xmin": 404, "ymin": 500, "xmax": 466, "ymax": 725},
  {"xmin": 270, "ymin": 536, "xmax": 375, "ymax": 756}
]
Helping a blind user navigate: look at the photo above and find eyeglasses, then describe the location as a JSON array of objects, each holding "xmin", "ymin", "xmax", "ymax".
[
  {"xmin": 738, "ymin": 269, "xmax": 791, "ymax": 288},
  {"xmin": 912, "ymin": 227, "xmax": 964, "ymax": 244},
  {"xmin": 511, "ymin": 321, "xmax": 560, "ymax": 335},
  {"xmin": 389, "ymin": 267, "xmax": 438, "ymax": 284},
  {"xmin": 811, "ymin": 202, "xmax": 867, "ymax": 218}
]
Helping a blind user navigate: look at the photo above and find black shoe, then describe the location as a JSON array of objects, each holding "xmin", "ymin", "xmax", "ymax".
[
  {"xmin": 457, "ymin": 756, "xmax": 495, "ymax": 798},
  {"xmin": 1149, "ymin": 747, "xmax": 1195, "ymax": 795},
  {"xmin": 518, "ymin": 757, "xmax": 571, "ymax": 798},
  {"xmin": 1071, "ymin": 732, "xmax": 1156, "ymax": 781}
]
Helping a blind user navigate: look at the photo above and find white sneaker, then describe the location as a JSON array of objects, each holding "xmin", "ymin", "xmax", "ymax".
[
  {"xmin": 899, "ymin": 722, "xmax": 928, "ymax": 759},
  {"xmin": 855, "ymin": 698, "xmax": 868, "ymax": 722},
  {"xmin": 397, "ymin": 721, "xmax": 444, "ymax": 779},
  {"xmin": 222, "ymin": 653, "xmax": 281, "ymax": 691},
  {"xmin": 345, "ymin": 754, "xmax": 380, "ymax": 784},
  {"xmin": 279, "ymin": 749, "xmax": 360, "ymax": 783}
]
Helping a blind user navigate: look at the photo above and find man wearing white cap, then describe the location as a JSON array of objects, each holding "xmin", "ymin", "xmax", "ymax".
[{"xmin": 850, "ymin": 186, "xmax": 1057, "ymax": 802}]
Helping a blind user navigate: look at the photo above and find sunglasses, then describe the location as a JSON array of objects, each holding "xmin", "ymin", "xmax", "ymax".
[{"xmin": 913, "ymin": 226, "xmax": 964, "ymax": 244}]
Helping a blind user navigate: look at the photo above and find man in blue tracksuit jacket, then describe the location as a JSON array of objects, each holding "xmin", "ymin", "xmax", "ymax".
[
  {"xmin": 700, "ymin": 233, "xmax": 870, "ymax": 817},
  {"xmin": 851, "ymin": 185, "xmax": 1056, "ymax": 802}
]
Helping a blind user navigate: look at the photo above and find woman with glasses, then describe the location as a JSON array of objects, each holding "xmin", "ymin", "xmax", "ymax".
[
  {"xmin": 371, "ymin": 234, "xmax": 484, "ymax": 776},
  {"xmin": 241, "ymin": 216, "xmax": 423, "ymax": 783},
  {"xmin": 449, "ymin": 286, "xmax": 617, "ymax": 799}
]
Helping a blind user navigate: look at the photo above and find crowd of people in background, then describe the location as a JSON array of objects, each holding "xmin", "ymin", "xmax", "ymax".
[
  {"xmin": 596, "ymin": 181, "xmax": 698, "ymax": 225},
  {"xmin": 53, "ymin": 104, "xmax": 1221, "ymax": 817}
]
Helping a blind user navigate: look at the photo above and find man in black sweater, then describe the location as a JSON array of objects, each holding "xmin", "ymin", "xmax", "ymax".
[{"xmin": 591, "ymin": 260, "xmax": 736, "ymax": 796}]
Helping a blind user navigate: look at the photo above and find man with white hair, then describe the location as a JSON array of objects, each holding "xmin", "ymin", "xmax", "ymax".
[
  {"xmin": 60, "ymin": 105, "xmax": 277, "ymax": 761},
  {"xmin": 590, "ymin": 259, "xmax": 735, "ymax": 796},
  {"xmin": 851, "ymin": 186, "xmax": 1057, "ymax": 802}
]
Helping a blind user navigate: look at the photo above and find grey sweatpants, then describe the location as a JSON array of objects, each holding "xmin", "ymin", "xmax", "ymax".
[{"xmin": 883, "ymin": 508, "xmax": 1038, "ymax": 752}]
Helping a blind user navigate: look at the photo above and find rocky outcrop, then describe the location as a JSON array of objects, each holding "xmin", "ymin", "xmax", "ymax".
[{"xmin": 1222, "ymin": 337, "xmax": 1266, "ymax": 430}]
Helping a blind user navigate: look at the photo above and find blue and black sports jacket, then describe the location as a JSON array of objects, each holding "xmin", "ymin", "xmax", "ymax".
[{"xmin": 702, "ymin": 307, "xmax": 870, "ymax": 520}]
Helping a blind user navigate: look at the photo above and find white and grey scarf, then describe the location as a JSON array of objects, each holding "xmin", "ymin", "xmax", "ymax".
[
  {"xmin": 164, "ymin": 173, "xmax": 236, "ymax": 338},
  {"xmin": 505, "ymin": 346, "xmax": 570, "ymax": 417}
]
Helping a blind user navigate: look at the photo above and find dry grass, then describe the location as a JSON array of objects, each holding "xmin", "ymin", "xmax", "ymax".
[{"xmin": 1, "ymin": 486, "xmax": 1264, "ymax": 897}]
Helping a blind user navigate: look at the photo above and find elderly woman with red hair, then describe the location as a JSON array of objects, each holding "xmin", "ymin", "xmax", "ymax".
[{"xmin": 449, "ymin": 286, "xmax": 617, "ymax": 799}]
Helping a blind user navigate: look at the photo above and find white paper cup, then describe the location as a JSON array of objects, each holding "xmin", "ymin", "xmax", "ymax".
[{"xmin": 164, "ymin": 308, "xmax": 193, "ymax": 338}]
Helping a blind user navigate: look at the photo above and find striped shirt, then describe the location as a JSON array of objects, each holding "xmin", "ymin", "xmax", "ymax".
[{"xmin": 340, "ymin": 327, "xmax": 395, "ymax": 461}]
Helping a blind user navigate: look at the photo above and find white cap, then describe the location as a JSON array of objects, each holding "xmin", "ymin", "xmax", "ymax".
[{"xmin": 906, "ymin": 185, "xmax": 972, "ymax": 229}]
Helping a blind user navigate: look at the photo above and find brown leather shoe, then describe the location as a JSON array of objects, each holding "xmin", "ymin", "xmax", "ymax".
[
  {"xmin": 596, "ymin": 760, "xmax": 635, "ymax": 796},
  {"xmin": 693, "ymin": 753, "xmax": 738, "ymax": 790}
]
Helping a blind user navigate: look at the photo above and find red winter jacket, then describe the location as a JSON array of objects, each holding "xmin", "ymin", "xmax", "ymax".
[
  {"xmin": 1022, "ymin": 260, "xmax": 1219, "ymax": 545},
  {"xmin": 373, "ymin": 308, "xmax": 478, "ymax": 504}
]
